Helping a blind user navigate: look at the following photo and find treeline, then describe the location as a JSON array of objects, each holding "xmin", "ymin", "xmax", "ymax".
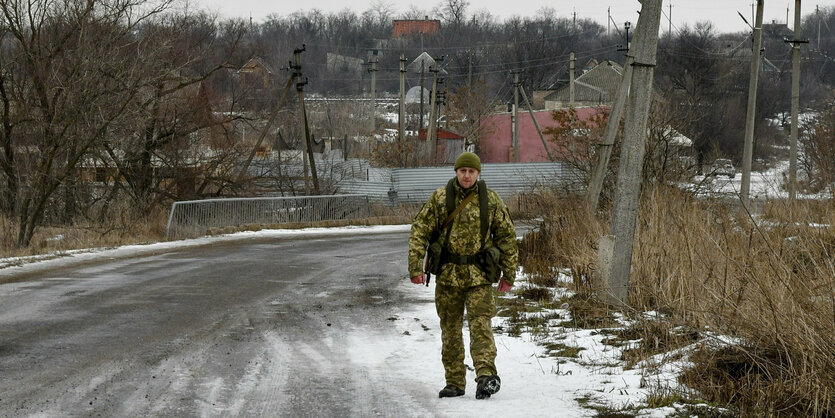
[{"xmin": 2, "ymin": 0, "xmax": 835, "ymax": 248}]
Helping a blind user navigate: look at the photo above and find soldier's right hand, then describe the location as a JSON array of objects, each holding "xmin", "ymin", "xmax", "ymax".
[{"xmin": 410, "ymin": 274, "xmax": 426, "ymax": 285}]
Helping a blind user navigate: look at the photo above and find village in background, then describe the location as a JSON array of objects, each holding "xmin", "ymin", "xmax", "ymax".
[{"xmin": 1, "ymin": 0, "xmax": 835, "ymax": 248}]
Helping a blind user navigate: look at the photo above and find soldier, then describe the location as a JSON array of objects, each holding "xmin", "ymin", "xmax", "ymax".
[{"xmin": 408, "ymin": 152, "xmax": 518, "ymax": 399}]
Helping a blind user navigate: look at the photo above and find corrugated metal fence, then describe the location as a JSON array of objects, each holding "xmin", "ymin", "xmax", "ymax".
[{"xmin": 340, "ymin": 162, "xmax": 583, "ymax": 203}]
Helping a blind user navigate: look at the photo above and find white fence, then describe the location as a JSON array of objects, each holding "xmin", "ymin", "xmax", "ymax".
[{"xmin": 165, "ymin": 195, "xmax": 371, "ymax": 239}]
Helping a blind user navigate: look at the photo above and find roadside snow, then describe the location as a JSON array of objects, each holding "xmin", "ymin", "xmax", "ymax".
[
  {"xmin": 378, "ymin": 272, "xmax": 687, "ymax": 416},
  {"xmin": 0, "ymin": 224, "xmax": 692, "ymax": 415},
  {"xmin": 0, "ymin": 225, "xmax": 411, "ymax": 277}
]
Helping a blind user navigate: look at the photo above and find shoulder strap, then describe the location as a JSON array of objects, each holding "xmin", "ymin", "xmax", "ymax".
[
  {"xmin": 478, "ymin": 180, "xmax": 488, "ymax": 247},
  {"xmin": 442, "ymin": 189, "xmax": 477, "ymax": 231}
]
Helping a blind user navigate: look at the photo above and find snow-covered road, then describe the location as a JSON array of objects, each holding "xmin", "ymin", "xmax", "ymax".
[{"xmin": 0, "ymin": 226, "xmax": 676, "ymax": 417}]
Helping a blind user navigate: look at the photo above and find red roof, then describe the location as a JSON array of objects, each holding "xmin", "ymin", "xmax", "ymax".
[{"xmin": 418, "ymin": 128, "xmax": 464, "ymax": 140}]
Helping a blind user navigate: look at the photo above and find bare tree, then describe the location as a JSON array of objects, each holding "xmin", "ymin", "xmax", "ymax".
[{"xmin": 0, "ymin": 0, "xmax": 184, "ymax": 246}]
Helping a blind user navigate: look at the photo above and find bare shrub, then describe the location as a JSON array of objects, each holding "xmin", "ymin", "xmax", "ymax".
[
  {"xmin": 799, "ymin": 104, "xmax": 835, "ymax": 195},
  {"xmin": 518, "ymin": 192, "xmax": 605, "ymax": 292},
  {"xmin": 521, "ymin": 185, "xmax": 835, "ymax": 415}
]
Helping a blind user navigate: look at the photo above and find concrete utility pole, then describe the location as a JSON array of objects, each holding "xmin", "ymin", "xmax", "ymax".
[
  {"xmin": 438, "ymin": 78, "xmax": 446, "ymax": 129},
  {"xmin": 586, "ymin": 55, "xmax": 635, "ymax": 211},
  {"xmin": 818, "ymin": 6, "xmax": 822, "ymax": 49},
  {"xmin": 511, "ymin": 71, "xmax": 521, "ymax": 162},
  {"xmin": 519, "ymin": 85, "xmax": 554, "ymax": 161},
  {"xmin": 569, "ymin": 52, "xmax": 576, "ymax": 107},
  {"xmin": 399, "ymin": 54, "xmax": 406, "ymax": 143},
  {"xmin": 786, "ymin": 0, "xmax": 807, "ymax": 202},
  {"xmin": 468, "ymin": 51, "xmax": 473, "ymax": 87},
  {"xmin": 368, "ymin": 53, "xmax": 378, "ymax": 133},
  {"xmin": 598, "ymin": 0, "xmax": 663, "ymax": 305},
  {"xmin": 419, "ymin": 61, "xmax": 425, "ymax": 131},
  {"xmin": 740, "ymin": 0, "xmax": 764, "ymax": 210},
  {"xmin": 427, "ymin": 62, "xmax": 440, "ymax": 163},
  {"xmin": 669, "ymin": 3, "xmax": 673, "ymax": 36}
]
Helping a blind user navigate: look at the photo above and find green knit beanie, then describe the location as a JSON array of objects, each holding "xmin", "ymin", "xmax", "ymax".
[{"xmin": 454, "ymin": 152, "xmax": 481, "ymax": 172}]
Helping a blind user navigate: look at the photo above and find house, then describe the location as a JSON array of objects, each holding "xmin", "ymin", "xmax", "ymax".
[
  {"xmin": 543, "ymin": 60, "xmax": 624, "ymax": 109},
  {"xmin": 418, "ymin": 128, "xmax": 465, "ymax": 164},
  {"xmin": 393, "ymin": 18, "xmax": 440, "ymax": 37},
  {"xmin": 237, "ymin": 57, "xmax": 274, "ymax": 89},
  {"xmin": 326, "ymin": 52, "xmax": 363, "ymax": 76},
  {"xmin": 477, "ymin": 107, "xmax": 608, "ymax": 163}
]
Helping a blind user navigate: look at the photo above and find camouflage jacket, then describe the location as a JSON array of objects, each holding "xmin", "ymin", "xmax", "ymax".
[{"xmin": 408, "ymin": 178, "xmax": 518, "ymax": 288}]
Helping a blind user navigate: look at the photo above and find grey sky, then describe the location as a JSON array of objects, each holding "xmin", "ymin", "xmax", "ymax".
[{"xmin": 191, "ymin": 0, "xmax": 833, "ymax": 35}]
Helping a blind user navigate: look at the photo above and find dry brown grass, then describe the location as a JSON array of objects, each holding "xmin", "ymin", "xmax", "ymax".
[
  {"xmin": 0, "ymin": 200, "xmax": 169, "ymax": 258},
  {"xmin": 1, "ymin": 201, "xmax": 418, "ymax": 258},
  {"xmin": 520, "ymin": 185, "xmax": 835, "ymax": 416}
]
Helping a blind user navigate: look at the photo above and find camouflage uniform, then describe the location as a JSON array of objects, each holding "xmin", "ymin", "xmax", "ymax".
[{"xmin": 408, "ymin": 179, "xmax": 518, "ymax": 390}]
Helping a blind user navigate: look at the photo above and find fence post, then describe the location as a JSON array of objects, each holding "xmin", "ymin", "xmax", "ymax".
[{"xmin": 165, "ymin": 202, "xmax": 178, "ymax": 240}]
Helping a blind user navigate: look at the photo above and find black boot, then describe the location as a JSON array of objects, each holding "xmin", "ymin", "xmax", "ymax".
[
  {"xmin": 475, "ymin": 375, "xmax": 501, "ymax": 399},
  {"xmin": 438, "ymin": 384, "xmax": 465, "ymax": 398}
]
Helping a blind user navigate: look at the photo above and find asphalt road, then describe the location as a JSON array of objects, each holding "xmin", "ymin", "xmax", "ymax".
[{"xmin": 0, "ymin": 230, "xmax": 439, "ymax": 417}]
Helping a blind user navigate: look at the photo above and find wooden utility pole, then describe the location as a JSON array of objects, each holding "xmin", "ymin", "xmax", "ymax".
[
  {"xmin": 293, "ymin": 45, "xmax": 319, "ymax": 195},
  {"xmin": 786, "ymin": 0, "xmax": 807, "ymax": 202},
  {"xmin": 740, "ymin": 0, "xmax": 764, "ymax": 209},
  {"xmin": 519, "ymin": 85, "xmax": 554, "ymax": 161},
  {"xmin": 369, "ymin": 53, "xmax": 378, "ymax": 133},
  {"xmin": 427, "ymin": 62, "xmax": 440, "ymax": 163},
  {"xmin": 511, "ymin": 70, "xmax": 521, "ymax": 162},
  {"xmin": 569, "ymin": 52, "xmax": 576, "ymax": 107},
  {"xmin": 597, "ymin": 0, "xmax": 663, "ymax": 305},
  {"xmin": 586, "ymin": 55, "xmax": 635, "ymax": 211},
  {"xmin": 236, "ymin": 76, "xmax": 295, "ymax": 183},
  {"xmin": 399, "ymin": 54, "xmax": 406, "ymax": 143},
  {"xmin": 292, "ymin": 47, "xmax": 310, "ymax": 195}
]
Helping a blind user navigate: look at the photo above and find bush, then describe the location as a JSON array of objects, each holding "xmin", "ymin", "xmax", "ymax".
[{"xmin": 520, "ymin": 185, "xmax": 835, "ymax": 415}]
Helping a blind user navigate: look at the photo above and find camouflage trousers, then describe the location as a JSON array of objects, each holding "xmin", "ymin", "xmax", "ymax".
[{"xmin": 435, "ymin": 283, "xmax": 497, "ymax": 389}]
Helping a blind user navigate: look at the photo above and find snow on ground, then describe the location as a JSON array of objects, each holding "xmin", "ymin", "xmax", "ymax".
[
  {"xmin": 370, "ymin": 271, "xmax": 689, "ymax": 417},
  {"xmin": 0, "ymin": 225, "xmax": 411, "ymax": 276},
  {"xmin": 690, "ymin": 160, "xmax": 831, "ymax": 201},
  {"xmin": 0, "ymin": 225, "xmax": 694, "ymax": 416}
]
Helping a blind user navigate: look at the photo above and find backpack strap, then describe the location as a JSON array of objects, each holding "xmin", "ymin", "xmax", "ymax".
[
  {"xmin": 443, "ymin": 178, "xmax": 490, "ymax": 248},
  {"xmin": 478, "ymin": 180, "xmax": 488, "ymax": 247}
]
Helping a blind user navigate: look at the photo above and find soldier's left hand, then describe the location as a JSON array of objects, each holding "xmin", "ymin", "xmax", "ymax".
[{"xmin": 498, "ymin": 277, "xmax": 512, "ymax": 292}]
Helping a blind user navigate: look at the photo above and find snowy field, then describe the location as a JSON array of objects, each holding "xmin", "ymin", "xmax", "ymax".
[{"xmin": 689, "ymin": 159, "xmax": 831, "ymax": 201}]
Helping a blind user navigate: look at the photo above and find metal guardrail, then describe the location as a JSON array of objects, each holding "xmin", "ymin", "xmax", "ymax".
[{"xmin": 165, "ymin": 194, "xmax": 372, "ymax": 239}]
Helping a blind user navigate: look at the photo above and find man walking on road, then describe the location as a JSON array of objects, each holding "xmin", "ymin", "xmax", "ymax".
[{"xmin": 408, "ymin": 152, "xmax": 518, "ymax": 400}]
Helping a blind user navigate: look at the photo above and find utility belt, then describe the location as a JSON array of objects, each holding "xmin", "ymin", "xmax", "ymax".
[
  {"xmin": 426, "ymin": 244, "xmax": 502, "ymax": 283},
  {"xmin": 443, "ymin": 251, "xmax": 481, "ymax": 265}
]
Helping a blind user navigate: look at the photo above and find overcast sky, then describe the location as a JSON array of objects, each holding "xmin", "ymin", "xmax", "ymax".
[{"xmin": 190, "ymin": 0, "xmax": 833, "ymax": 35}]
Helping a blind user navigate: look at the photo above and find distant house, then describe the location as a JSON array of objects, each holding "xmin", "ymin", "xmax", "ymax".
[
  {"xmin": 544, "ymin": 60, "xmax": 623, "ymax": 109},
  {"xmin": 419, "ymin": 128, "xmax": 465, "ymax": 164},
  {"xmin": 478, "ymin": 107, "xmax": 607, "ymax": 163},
  {"xmin": 237, "ymin": 57, "xmax": 274, "ymax": 89},
  {"xmin": 326, "ymin": 52, "xmax": 364, "ymax": 76},
  {"xmin": 393, "ymin": 18, "xmax": 440, "ymax": 37}
]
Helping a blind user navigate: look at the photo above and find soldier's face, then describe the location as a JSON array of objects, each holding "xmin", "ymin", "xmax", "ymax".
[{"xmin": 455, "ymin": 167, "xmax": 479, "ymax": 189}]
